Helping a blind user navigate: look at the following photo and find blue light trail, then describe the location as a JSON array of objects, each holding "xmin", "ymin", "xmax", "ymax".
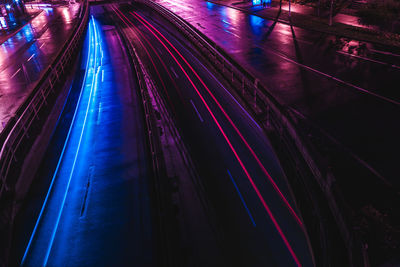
[{"xmin": 21, "ymin": 17, "xmax": 104, "ymax": 267}]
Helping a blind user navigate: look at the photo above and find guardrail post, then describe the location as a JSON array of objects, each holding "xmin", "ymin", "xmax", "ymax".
[
  {"xmin": 242, "ymin": 77, "xmax": 245, "ymax": 96},
  {"xmin": 41, "ymin": 89, "xmax": 48, "ymax": 105},
  {"xmin": 254, "ymin": 79, "xmax": 258, "ymax": 110},
  {"xmin": 362, "ymin": 243, "xmax": 370, "ymax": 267},
  {"xmin": 254, "ymin": 89, "xmax": 257, "ymax": 109},
  {"xmin": 33, "ymin": 104, "xmax": 39, "ymax": 119},
  {"xmin": 10, "ymin": 148, "xmax": 17, "ymax": 163}
]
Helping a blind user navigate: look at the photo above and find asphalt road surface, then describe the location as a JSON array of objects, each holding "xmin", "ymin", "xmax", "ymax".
[
  {"xmin": 112, "ymin": 4, "xmax": 314, "ymax": 266},
  {"xmin": 13, "ymin": 7, "xmax": 153, "ymax": 266},
  {"xmin": 151, "ymin": 0, "xmax": 400, "ymax": 184}
]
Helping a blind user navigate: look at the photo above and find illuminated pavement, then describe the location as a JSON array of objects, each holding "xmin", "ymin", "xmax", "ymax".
[
  {"xmin": 7, "ymin": 1, "xmax": 399, "ymax": 266},
  {"xmin": 144, "ymin": 0, "xmax": 400, "ymax": 181},
  {"xmin": 0, "ymin": 4, "xmax": 80, "ymax": 132},
  {"xmin": 112, "ymin": 4, "xmax": 314, "ymax": 266},
  {"xmin": 0, "ymin": 7, "xmax": 42, "ymax": 42},
  {"xmin": 14, "ymin": 9, "xmax": 153, "ymax": 266}
]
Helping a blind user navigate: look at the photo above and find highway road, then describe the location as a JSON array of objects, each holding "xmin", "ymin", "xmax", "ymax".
[
  {"xmin": 11, "ymin": 1, "xmax": 398, "ymax": 265},
  {"xmin": 13, "ymin": 7, "xmax": 154, "ymax": 266},
  {"xmin": 111, "ymin": 4, "xmax": 314, "ymax": 266},
  {"xmin": 150, "ymin": 0, "xmax": 400, "ymax": 183},
  {"xmin": 0, "ymin": 4, "xmax": 80, "ymax": 132}
]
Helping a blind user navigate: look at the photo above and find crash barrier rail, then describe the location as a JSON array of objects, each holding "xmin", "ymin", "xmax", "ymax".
[
  {"xmin": 115, "ymin": 16, "xmax": 181, "ymax": 267},
  {"xmin": 0, "ymin": 0, "xmax": 89, "ymax": 197},
  {"xmin": 136, "ymin": 0, "xmax": 370, "ymax": 265}
]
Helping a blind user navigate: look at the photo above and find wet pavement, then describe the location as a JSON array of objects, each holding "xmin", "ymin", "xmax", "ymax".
[
  {"xmin": 0, "ymin": 3, "xmax": 80, "ymax": 132},
  {"xmin": 150, "ymin": 0, "xmax": 400, "ymax": 182},
  {"xmin": 113, "ymin": 4, "xmax": 315, "ymax": 266},
  {"xmin": 14, "ymin": 7, "xmax": 153, "ymax": 266},
  {"xmin": 0, "ymin": 8, "xmax": 42, "ymax": 44},
  {"xmin": 215, "ymin": 0, "xmax": 378, "ymax": 30}
]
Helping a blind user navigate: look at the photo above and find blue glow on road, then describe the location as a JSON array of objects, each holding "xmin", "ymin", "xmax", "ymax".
[
  {"xmin": 43, "ymin": 16, "xmax": 103, "ymax": 266},
  {"xmin": 21, "ymin": 17, "xmax": 104, "ymax": 266},
  {"xmin": 206, "ymin": 1, "xmax": 216, "ymax": 10}
]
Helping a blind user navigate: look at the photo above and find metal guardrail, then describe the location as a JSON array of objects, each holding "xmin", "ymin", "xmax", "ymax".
[
  {"xmin": 114, "ymin": 14, "xmax": 179, "ymax": 266},
  {"xmin": 0, "ymin": 0, "xmax": 89, "ymax": 197},
  {"xmin": 135, "ymin": 0, "xmax": 369, "ymax": 265}
]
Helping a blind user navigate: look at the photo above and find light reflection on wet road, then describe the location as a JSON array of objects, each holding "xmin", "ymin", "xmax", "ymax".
[
  {"xmin": 150, "ymin": 0, "xmax": 400, "ymax": 180},
  {"xmin": 113, "ymin": 4, "xmax": 314, "ymax": 265},
  {"xmin": 0, "ymin": 4, "xmax": 80, "ymax": 132},
  {"xmin": 157, "ymin": 0, "xmax": 400, "ymax": 106}
]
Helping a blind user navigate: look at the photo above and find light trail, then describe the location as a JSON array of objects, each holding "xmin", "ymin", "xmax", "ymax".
[
  {"xmin": 131, "ymin": 11, "xmax": 304, "ymax": 227},
  {"xmin": 111, "ymin": 6, "xmax": 185, "ymax": 110},
  {"xmin": 21, "ymin": 17, "xmax": 102, "ymax": 266},
  {"xmin": 42, "ymin": 17, "xmax": 102, "ymax": 266},
  {"xmin": 122, "ymin": 10, "xmax": 302, "ymax": 266}
]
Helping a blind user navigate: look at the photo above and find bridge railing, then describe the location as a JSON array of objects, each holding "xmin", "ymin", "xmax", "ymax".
[
  {"xmin": 135, "ymin": 0, "xmax": 370, "ymax": 265},
  {"xmin": 0, "ymin": 0, "xmax": 89, "ymax": 197}
]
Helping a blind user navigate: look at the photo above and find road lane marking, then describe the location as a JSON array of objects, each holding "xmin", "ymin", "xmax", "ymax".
[
  {"xmin": 101, "ymin": 69, "xmax": 104, "ymax": 82},
  {"xmin": 222, "ymin": 19, "xmax": 231, "ymax": 25},
  {"xmin": 27, "ymin": 54, "xmax": 35, "ymax": 62},
  {"xmin": 190, "ymin": 99, "xmax": 204, "ymax": 122},
  {"xmin": 40, "ymin": 42, "xmax": 46, "ymax": 49},
  {"xmin": 223, "ymin": 29, "xmax": 241, "ymax": 39},
  {"xmin": 170, "ymin": 65, "xmax": 179, "ymax": 78},
  {"xmin": 80, "ymin": 166, "xmax": 94, "ymax": 217},
  {"xmin": 10, "ymin": 68, "xmax": 21, "ymax": 78},
  {"xmin": 228, "ymin": 170, "xmax": 256, "ymax": 227}
]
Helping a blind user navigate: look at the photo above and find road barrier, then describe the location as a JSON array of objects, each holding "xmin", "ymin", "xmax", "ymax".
[
  {"xmin": 114, "ymin": 12, "xmax": 183, "ymax": 266},
  {"xmin": 136, "ymin": 0, "xmax": 370, "ymax": 266},
  {"xmin": 0, "ymin": 0, "xmax": 89, "ymax": 211}
]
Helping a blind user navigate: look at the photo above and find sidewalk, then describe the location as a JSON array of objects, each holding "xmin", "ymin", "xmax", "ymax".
[
  {"xmin": 209, "ymin": 0, "xmax": 400, "ymax": 47},
  {"xmin": 0, "ymin": 8, "xmax": 42, "ymax": 45}
]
